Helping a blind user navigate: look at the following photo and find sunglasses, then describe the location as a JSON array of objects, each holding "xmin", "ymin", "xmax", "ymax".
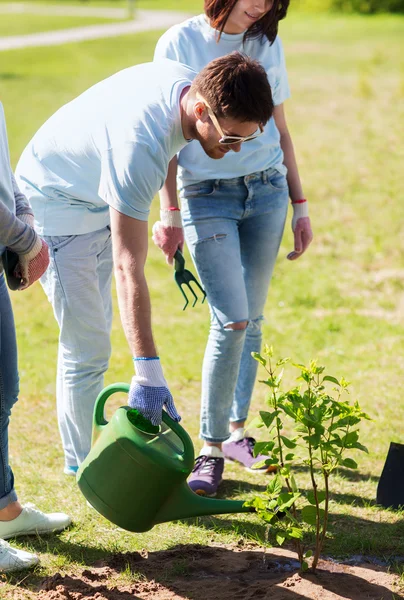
[{"xmin": 197, "ymin": 93, "xmax": 264, "ymax": 146}]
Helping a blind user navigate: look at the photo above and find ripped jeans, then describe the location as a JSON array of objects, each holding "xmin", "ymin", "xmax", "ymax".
[{"xmin": 181, "ymin": 168, "xmax": 289, "ymax": 442}]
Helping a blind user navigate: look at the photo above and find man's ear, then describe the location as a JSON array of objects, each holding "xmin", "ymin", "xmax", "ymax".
[{"xmin": 193, "ymin": 100, "xmax": 209, "ymax": 123}]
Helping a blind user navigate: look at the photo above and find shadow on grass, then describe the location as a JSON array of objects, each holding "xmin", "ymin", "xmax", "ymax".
[
  {"xmin": 179, "ymin": 507, "xmax": 404, "ymax": 558},
  {"xmin": 7, "ymin": 543, "xmax": 403, "ymax": 600},
  {"xmin": 0, "ymin": 72, "xmax": 24, "ymax": 80}
]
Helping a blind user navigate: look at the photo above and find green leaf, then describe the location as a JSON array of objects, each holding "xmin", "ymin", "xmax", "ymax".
[
  {"xmin": 280, "ymin": 466, "xmax": 291, "ymax": 478},
  {"xmin": 352, "ymin": 441, "xmax": 369, "ymax": 453},
  {"xmin": 259, "ymin": 410, "xmax": 279, "ymax": 428},
  {"xmin": 301, "ymin": 505, "xmax": 325, "ymax": 525},
  {"xmin": 263, "ymin": 344, "xmax": 273, "ymax": 357},
  {"xmin": 253, "ymin": 441, "xmax": 275, "ymax": 457},
  {"xmin": 290, "ymin": 475, "xmax": 299, "ymax": 493},
  {"xmin": 304, "ymin": 550, "xmax": 313, "ymax": 558},
  {"xmin": 276, "ymin": 533, "xmax": 286, "ymax": 545},
  {"xmin": 323, "ymin": 375, "xmax": 340, "ymax": 386},
  {"xmin": 252, "ymin": 352, "xmax": 266, "ymax": 367},
  {"xmin": 340, "ymin": 457, "xmax": 358, "ymax": 469},
  {"xmin": 266, "ymin": 475, "xmax": 282, "ymax": 497},
  {"xmin": 250, "ymin": 459, "xmax": 270, "ymax": 470},
  {"xmin": 289, "ymin": 527, "xmax": 304, "ymax": 540},
  {"xmin": 246, "ymin": 415, "xmax": 264, "ymax": 429},
  {"xmin": 260, "ymin": 378, "xmax": 278, "ymax": 388},
  {"xmin": 278, "ymin": 492, "xmax": 301, "ymax": 511},
  {"xmin": 276, "ymin": 357, "xmax": 290, "ymax": 367},
  {"xmin": 301, "ymin": 561, "xmax": 309, "ymax": 571},
  {"xmin": 280, "ymin": 436, "xmax": 297, "ymax": 449},
  {"xmin": 278, "ymin": 402, "xmax": 297, "ymax": 419},
  {"xmin": 342, "ymin": 431, "xmax": 359, "ymax": 446},
  {"xmin": 307, "ymin": 490, "xmax": 326, "ymax": 505},
  {"xmin": 285, "ymin": 453, "xmax": 295, "ymax": 461}
]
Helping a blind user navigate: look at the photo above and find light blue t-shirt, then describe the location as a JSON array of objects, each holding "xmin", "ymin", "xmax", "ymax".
[
  {"xmin": 16, "ymin": 60, "xmax": 195, "ymax": 236},
  {"xmin": 0, "ymin": 103, "xmax": 14, "ymax": 216},
  {"xmin": 154, "ymin": 14, "xmax": 290, "ymax": 189}
]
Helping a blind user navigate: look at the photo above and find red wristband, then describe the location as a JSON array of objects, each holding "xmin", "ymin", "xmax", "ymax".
[
  {"xmin": 167, "ymin": 207, "xmax": 181, "ymax": 211},
  {"xmin": 291, "ymin": 199, "xmax": 307, "ymax": 205}
]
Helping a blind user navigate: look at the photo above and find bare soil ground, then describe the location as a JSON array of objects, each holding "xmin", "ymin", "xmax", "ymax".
[{"xmin": 10, "ymin": 543, "xmax": 402, "ymax": 600}]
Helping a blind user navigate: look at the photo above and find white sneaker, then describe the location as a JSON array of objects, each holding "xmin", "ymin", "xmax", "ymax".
[
  {"xmin": 0, "ymin": 539, "xmax": 39, "ymax": 572},
  {"xmin": 0, "ymin": 504, "xmax": 71, "ymax": 540}
]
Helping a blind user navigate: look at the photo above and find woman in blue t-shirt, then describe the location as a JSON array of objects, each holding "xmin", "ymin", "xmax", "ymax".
[{"xmin": 153, "ymin": 0, "xmax": 313, "ymax": 497}]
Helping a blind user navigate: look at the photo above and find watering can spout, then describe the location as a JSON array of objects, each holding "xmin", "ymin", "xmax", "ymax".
[{"xmin": 155, "ymin": 483, "xmax": 254, "ymax": 525}]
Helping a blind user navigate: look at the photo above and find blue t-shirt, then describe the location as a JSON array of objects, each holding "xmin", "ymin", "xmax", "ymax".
[
  {"xmin": 16, "ymin": 60, "xmax": 194, "ymax": 236},
  {"xmin": 154, "ymin": 14, "xmax": 290, "ymax": 189}
]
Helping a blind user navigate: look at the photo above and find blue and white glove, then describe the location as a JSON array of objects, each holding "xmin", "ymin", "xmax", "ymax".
[{"xmin": 128, "ymin": 357, "xmax": 181, "ymax": 426}]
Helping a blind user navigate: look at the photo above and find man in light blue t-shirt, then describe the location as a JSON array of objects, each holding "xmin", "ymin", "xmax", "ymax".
[{"xmin": 16, "ymin": 52, "xmax": 275, "ymax": 473}]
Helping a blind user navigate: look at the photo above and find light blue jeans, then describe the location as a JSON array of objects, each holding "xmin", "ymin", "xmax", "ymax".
[
  {"xmin": 41, "ymin": 227, "xmax": 113, "ymax": 467},
  {"xmin": 0, "ymin": 275, "xmax": 19, "ymax": 508},
  {"xmin": 181, "ymin": 168, "xmax": 288, "ymax": 443}
]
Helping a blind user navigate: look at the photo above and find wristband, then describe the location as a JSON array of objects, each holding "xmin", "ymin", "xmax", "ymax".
[
  {"xmin": 291, "ymin": 199, "xmax": 309, "ymax": 231},
  {"xmin": 160, "ymin": 208, "xmax": 182, "ymax": 228}
]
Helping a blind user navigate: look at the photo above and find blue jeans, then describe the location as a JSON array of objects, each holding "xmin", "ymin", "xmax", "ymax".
[
  {"xmin": 181, "ymin": 168, "xmax": 288, "ymax": 443},
  {"xmin": 0, "ymin": 275, "xmax": 19, "ymax": 508},
  {"xmin": 41, "ymin": 227, "xmax": 113, "ymax": 467}
]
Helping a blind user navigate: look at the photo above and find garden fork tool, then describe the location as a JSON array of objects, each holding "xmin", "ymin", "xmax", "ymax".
[{"xmin": 173, "ymin": 249, "xmax": 206, "ymax": 310}]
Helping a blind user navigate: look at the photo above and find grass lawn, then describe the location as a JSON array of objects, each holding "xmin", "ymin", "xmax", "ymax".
[
  {"xmin": 0, "ymin": 9, "xmax": 404, "ymax": 597},
  {"xmin": 0, "ymin": 0, "xmax": 204, "ymax": 9},
  {"xmin": 0, "ymin": 13, "xmax": 125, "ymax": 37}
]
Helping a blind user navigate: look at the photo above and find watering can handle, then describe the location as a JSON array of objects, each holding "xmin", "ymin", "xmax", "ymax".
[
  {"xmin": 94, "ymin": 382, "xmax": 130, "ymax": 428},
  {"xmin": 93, "ymin": 382, "xmax": 194, "ymax": 458}
]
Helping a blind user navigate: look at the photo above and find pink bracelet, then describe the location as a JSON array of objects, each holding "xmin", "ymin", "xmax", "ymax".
[{"xmin": 167, "ymin": 207, "xmax": 181, "ymax": 211}]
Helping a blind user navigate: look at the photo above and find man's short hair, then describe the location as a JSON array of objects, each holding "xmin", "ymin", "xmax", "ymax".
[{"xmin": 190, "ymin": 51, "xmax": 274, "ymax": 126}]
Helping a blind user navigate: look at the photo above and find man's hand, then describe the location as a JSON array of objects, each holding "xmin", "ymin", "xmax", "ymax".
[
  {"xmin": 128, "ymin": 358, "xmax": 181, "ymax": 426},
  {"xmin": 287, "ymin": 200, "xmax": 313, "ymax": 261},
  {"xmin": 152, "ymin": 208, "xmax": 184, "ymax": 266},
  {"xmin": 16, "ymin": 235, "xmax": 50, "ymax": 289}
]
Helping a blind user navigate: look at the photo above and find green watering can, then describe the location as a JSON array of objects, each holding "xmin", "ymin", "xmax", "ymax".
[{"xmin": 77, "ymin": 383, "xmax": 254, "ymax": 532}]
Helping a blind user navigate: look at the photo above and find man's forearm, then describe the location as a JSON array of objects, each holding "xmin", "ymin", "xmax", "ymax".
[
  {"xmin": 114, "ymin": 260, "xmax": 157, "ymax": 357},
  {"xmin": 159, "ymin": 155, "xmax": 179, "ymax": 209}
]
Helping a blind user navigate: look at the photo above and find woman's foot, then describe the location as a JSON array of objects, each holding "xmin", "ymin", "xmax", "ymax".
[
  {"xmin": 0, "ymin": 503, "xmax": 71, "ymax": 540},
  {"xmin": 0, "ymin": 539, "xmax": 39, "ymax": 572},
  {"xmin": 223, "ymin": 428, "xmax": 276, "ymax": 473},
  {"xmin": 188, "ymin": 447, "xmax": 224, "ymax": 497}
]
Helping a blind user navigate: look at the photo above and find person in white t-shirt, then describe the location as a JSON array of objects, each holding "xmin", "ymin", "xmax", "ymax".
[
  {"xmin": 153, "ymin": 0, "xmax": 313, "ymax": 497},
  {"xmin": 16, "ymin": 53, "xmax": 274, "ymax": 475},
  {"xmin": 0, "ymin": 103, "xmax": 71, "ymax": 572}
]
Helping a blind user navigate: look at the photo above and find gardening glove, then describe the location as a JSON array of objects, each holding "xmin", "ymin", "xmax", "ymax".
[
  {"xmin": 287, "ymin": 199, "xmax": 313, "ymax": 261},
  {"xmin": 15, "ymin": 234, "xmax": 50, "ymax": 290},
  {"xmin": 152, "ymin": 208, "xmax": 184, "ymax": 266},
  {"xmin": 128, "ymin": 358, "xmax": 181, "ymax": 426}
]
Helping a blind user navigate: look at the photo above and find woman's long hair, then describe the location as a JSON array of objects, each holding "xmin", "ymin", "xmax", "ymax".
[{"xmin": 204, "ymin": 0, "xmax": 290, "ymax": 45}]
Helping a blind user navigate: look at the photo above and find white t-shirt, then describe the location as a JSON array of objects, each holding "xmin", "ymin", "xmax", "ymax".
[
  {"xmin": 0, "ymin": 103, "xmax": 14, "ymax": 215},
  {"xmin": 16, "ymin": 60, "xmax": 194, "ymax": 236},
  {"xmin": 154, "ymin": 14, "xmax": 290, "ymax": 189}
]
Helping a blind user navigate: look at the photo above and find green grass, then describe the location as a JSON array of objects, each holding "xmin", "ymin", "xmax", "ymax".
[
  {"xmin": 0, "ymin": 9, "xmax": 404, "ymax": 597},
  {"xmin": 0, "ymin": 13, "xmax": 124, "ymax": 36},
  {"xmin": 0, "ymin": 0, "xmax": 204, "ymax": 10}
]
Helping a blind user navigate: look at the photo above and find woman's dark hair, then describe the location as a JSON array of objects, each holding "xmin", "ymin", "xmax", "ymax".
[
  {"xmin": 191, "ymin": 51, "xmax": 274, "ymax": 126},
  {"xmin": 204, "ymin": 0, "xmax": 290, "ymax": 45}
]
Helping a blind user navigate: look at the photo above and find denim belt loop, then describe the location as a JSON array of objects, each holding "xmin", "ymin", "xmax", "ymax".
[
  {"xmin": 262, "ymin": 170, "xmax": 268, "ymax": 184},
  {"xmin": 214, "ymin": 179, "xmax": 220, "ymax": 190}
]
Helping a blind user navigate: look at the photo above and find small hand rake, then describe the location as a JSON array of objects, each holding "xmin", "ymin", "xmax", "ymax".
[{"xmin": 173, "ymin": 249, "xmax": 206, "ymax": 310}]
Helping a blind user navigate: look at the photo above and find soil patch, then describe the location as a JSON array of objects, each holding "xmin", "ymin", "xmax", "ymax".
[{"xmin": 28, "ymin": 543, "xmax": 404, "ymax": 599}]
